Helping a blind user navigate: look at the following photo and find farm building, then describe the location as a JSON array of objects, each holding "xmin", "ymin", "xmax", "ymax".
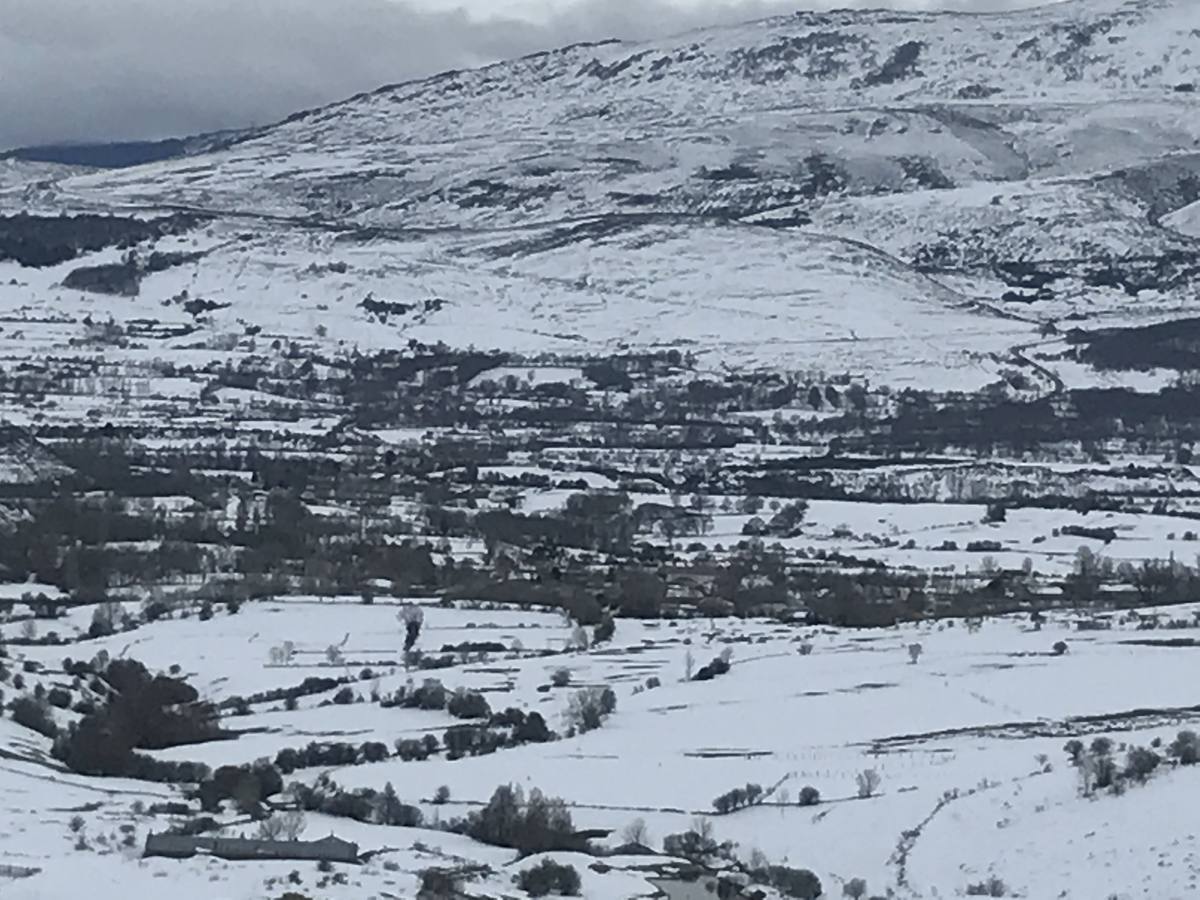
[{"xmin": 143, "ymin": 832, "xmax": 359, "ymax": 864}]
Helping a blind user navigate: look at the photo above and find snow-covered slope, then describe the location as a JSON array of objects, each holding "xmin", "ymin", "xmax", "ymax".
[
  {"xmin": 3, "ymin": 0, "xmax": 1200, "ymax": 396},
  {"xmin": 49, "ymin": 0, "xmax": 1200, "ymax": 224},
  {"xmin": 0, "ymin": 159, "xmax": 85, "ymax": 196}
]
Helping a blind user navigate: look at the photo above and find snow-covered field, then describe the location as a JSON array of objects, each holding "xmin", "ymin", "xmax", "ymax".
[{"xmin": 4, "ymin": 598, "xmax": 1200, "ymax": 899}]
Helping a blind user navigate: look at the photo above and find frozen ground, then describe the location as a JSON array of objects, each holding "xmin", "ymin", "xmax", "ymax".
[{"xmin": 4, "ymin": 599, "xmax": 1200, "ymax": 898}]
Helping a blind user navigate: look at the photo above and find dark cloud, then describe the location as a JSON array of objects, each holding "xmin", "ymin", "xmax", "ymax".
[{"xmin": 0, "ymin": 0, "xmax": 1052, "ymax": 150}]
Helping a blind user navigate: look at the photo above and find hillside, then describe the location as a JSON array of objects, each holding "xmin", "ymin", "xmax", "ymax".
[
  {"xmin": 3, "ymin": 3, "xmax": 1200, "ymax": 898},
  {"xmin": 1, "ymin": 0, "xmax": 1197, "ymax": 388}
]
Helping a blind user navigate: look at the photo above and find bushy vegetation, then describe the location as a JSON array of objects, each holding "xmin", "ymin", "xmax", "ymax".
[
  {"xmin": 565, "ymin": 687, "xmax": 616, "ymax": 733},
  {"xmin": 662, "ymin": 819, "xmax": 734, "ymax": 863},
  {"xmin": 292, "ymin": 777, "xmax": 422, "ymax": 827},
  {"xmin": 10, "ymin": 695, "xmax": 58, "ymax": 738},
  {"xmin": 394, "ymin": 735, "xmax": 442, "ymax": 762},
  {"xmin": 1169, "ymin": 729, "xmax": 1198, "ymax": 765},
  {"xmin": 712, "ymin": 782, "xmax": 764, "ymax": 814},
  {"xmin": 1065, "ymin": 735, "xmax": 1167, "ymax": 796},
  {"xmin": 447, "ymin": 689, "xmax": 491, "ymax": 720},
  {"xmin": 276, "ymin": 738, "xmax": 415, "ymax": 774},
  {"xmin": 463, "ymin": 784, "xmax": 576, "ymax": 854},
  {"xmin": 0, "ymin": 212, "xmax": 198, "ymax": 268},
  {"xmin": 197, "ymin": 760, "xmax": 284, "ymax": 814},
  {"xmin": 51, "ymin": 658, "xmax": 220, "ymax": 777},
  {"xmin": 418, "ymin": 867, "xmax": 461, "ymax": 899},
  {"xmin": 749, "ymin": 864, "xmax": 823, "ymax": 900},
  {"xmin": 965, "ymin": 876, "xmax": 1008, "ymax": 897},
  {"xmin": 443, "ymin": 723, "xmax": 507, "ymax": 759},
  {"xmin": 693, "ymin": 649, "xmax": 733, "ymax": 681},
  {"xmin": 515, "ymin": 859, "xmax": 582, "ymax": 897}
]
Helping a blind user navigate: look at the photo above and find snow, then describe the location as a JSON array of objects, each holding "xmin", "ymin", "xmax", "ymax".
[
  {"xmin": 5, "ymin": 597, "xmax": 1200, "ymax": 898},
  {"xmin": 2, "ymin": 1, "xmax": 1200, "ymax": 897},
  {"xmin": 0, "ymin": 2, "xmax": 1194, "ymax": 412}
]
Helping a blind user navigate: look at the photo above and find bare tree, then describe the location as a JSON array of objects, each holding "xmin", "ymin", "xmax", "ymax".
[
  {"xmin": 268, "ymin": 640, "xmax": 295, "ymax": 666},
  {"xmin": 622, "ymin": 818, "xmax": 650, "ymax": 846},
  {"xmin": 570, "ymin": 625, "xmax": 589, "ymax": 651},
  {"xmin": 325, "ymin": 633, "xmax": 349, "ymax": 666},
  {"xmin": 856, "ymin": 769, "xmax": 881, "ymax": 799},
  {"xmin": 280, "ymin": 810, "xmax": 306, "ymax": 840},
  {"xmin": 256, "ymin": 816, "xmax": 285, "ymax": 840}
]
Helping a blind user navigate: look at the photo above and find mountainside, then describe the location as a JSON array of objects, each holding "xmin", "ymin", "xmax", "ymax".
[
  {"xmin": 49, "ymin": 0, "xmax": 1200, "ymax": 227},
  {"xmin": 7, "ymin": 5, "xmax": 1200, "ymax": 900},
  {"xmin": 1, "ymin": 0, "xmax": 1198, "ymax": 399}
]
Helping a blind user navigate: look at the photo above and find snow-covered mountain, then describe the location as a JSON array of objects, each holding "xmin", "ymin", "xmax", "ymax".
[
  {"xmin": 3, "ymin": 0, "xmax": 1200, "ymax": 396},
  {"xmin": 7, "ymin": 8, "xmax": 1200, "ymax": 899}
]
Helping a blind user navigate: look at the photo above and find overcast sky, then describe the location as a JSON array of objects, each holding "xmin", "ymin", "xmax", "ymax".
[{"xmin": 0, "ymin": 0, "xmax": 1050, "ymax": 150}]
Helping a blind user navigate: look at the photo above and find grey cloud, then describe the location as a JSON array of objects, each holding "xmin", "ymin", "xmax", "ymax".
[{"xmin": 0, "ymin": 0, "xmax": 1054, "ymax": 150}]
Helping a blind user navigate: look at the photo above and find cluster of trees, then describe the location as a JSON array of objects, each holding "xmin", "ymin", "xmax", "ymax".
[
  {"xmin": 51, "ymin": 658, "xmax": 221, "ymax": 777},
  {"xmin": 659, "ymin": 820, "xmax": 824, "ymax": 899},
  {"xmin": 222, "ymin": 675, "xmax": 352, "ymax": 712},
  {"xmin": 741, "ymin": 500, "xmax": 809, "ymax": 539},
  {"xmin": 256, "ymin": 810, "xmax": 308, "ymax": 842},
  {"xmin": 10, "ymin": 694, "xmax": 58, "ymax": 737},
  {"xmin": 462, "ymin": 784, "xmax": 576, "ymax": 854},
  {"xmin": 269, "ymin": 706, "xmax": 555, "ymax": 775},
  {"xmin": 292, "ymin": 776, "xmax": 423, "ymax": 827},
  {"xmin": 1064, "ymin": 735, "xmax": 1173, "ymax": 796},
  {"xmin": 693, "ymin": 650, "xmax": 732, "ymax": 682},
  {"xmin": 476, "ymin": 493, "xmax": 635, "ymax": 557},
  {"xmin": 0, "ymin": 462, "xmax": 454, "ymax": 601},
  {"xmin": 394, "ymin": 735, "xmax": 444, "ymax": 762},
  {"xmin": 515, "ymin": 859, "xmax": 582, "ymax": 897},
  {"xmin": 1058, "ymin": 549, "xmax": 1200, "ymax": 609},
  {"xmin": 447, "ymin": 689, "xmax": 491, "ymax": 720},
  {"xmin": 712, "ymin": 782, "xmax": 764, "ymax": 814},
  {"xmin": 1120, "ymin": 558, "xmax": 1200, "ymax": 608},
  {"xmin": 444, "ymin": 723, "xmax": 508, "ymax": 759},
  {"xmin": 565, "ymin": 687, "xmax": 616, "ymax": 734},
  {"xmin": 747, "ymin": 864, "xmax": 823, "ymax": 900},
  {"xmin": 1170, "ymin": 730, "xmax": 1199, "ymax": 765},
  {"xmin": 273, "ymin": 739, "xmax": 409, "ymax": 774},
  {"xmin": 417, "ymin": 866, "xmax": 489, "ymax": 900},
  {"xmin": 383, "ymin": 678, "xmax": 448, "ymax": 711},
  {"xmin": 0, "ymin": 212, "xmax": 197, "ymax": 268},
  {"xmin": 491, "ymin": 707, "xmax": 556, "ymax": 743},
  {"xmin": 662, "ymin": 819, "xmax": 735, "ymax": 863},
  {"xmin": 197, "ymin": 760, "xmax": 284, "ymax": 814},
  {"xmin": 964, "ymin": 876, "xmax": 1009, "ymax": 897}
]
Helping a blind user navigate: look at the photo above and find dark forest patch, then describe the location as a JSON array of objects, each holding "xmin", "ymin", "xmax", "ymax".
[
  {"xmin": 0, "ymin": 213, "xmax": 201, "ymax": 268},
  {"xmin": 1069, "ymin": 316, "xmax": 1200, "ymax": 371}
]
